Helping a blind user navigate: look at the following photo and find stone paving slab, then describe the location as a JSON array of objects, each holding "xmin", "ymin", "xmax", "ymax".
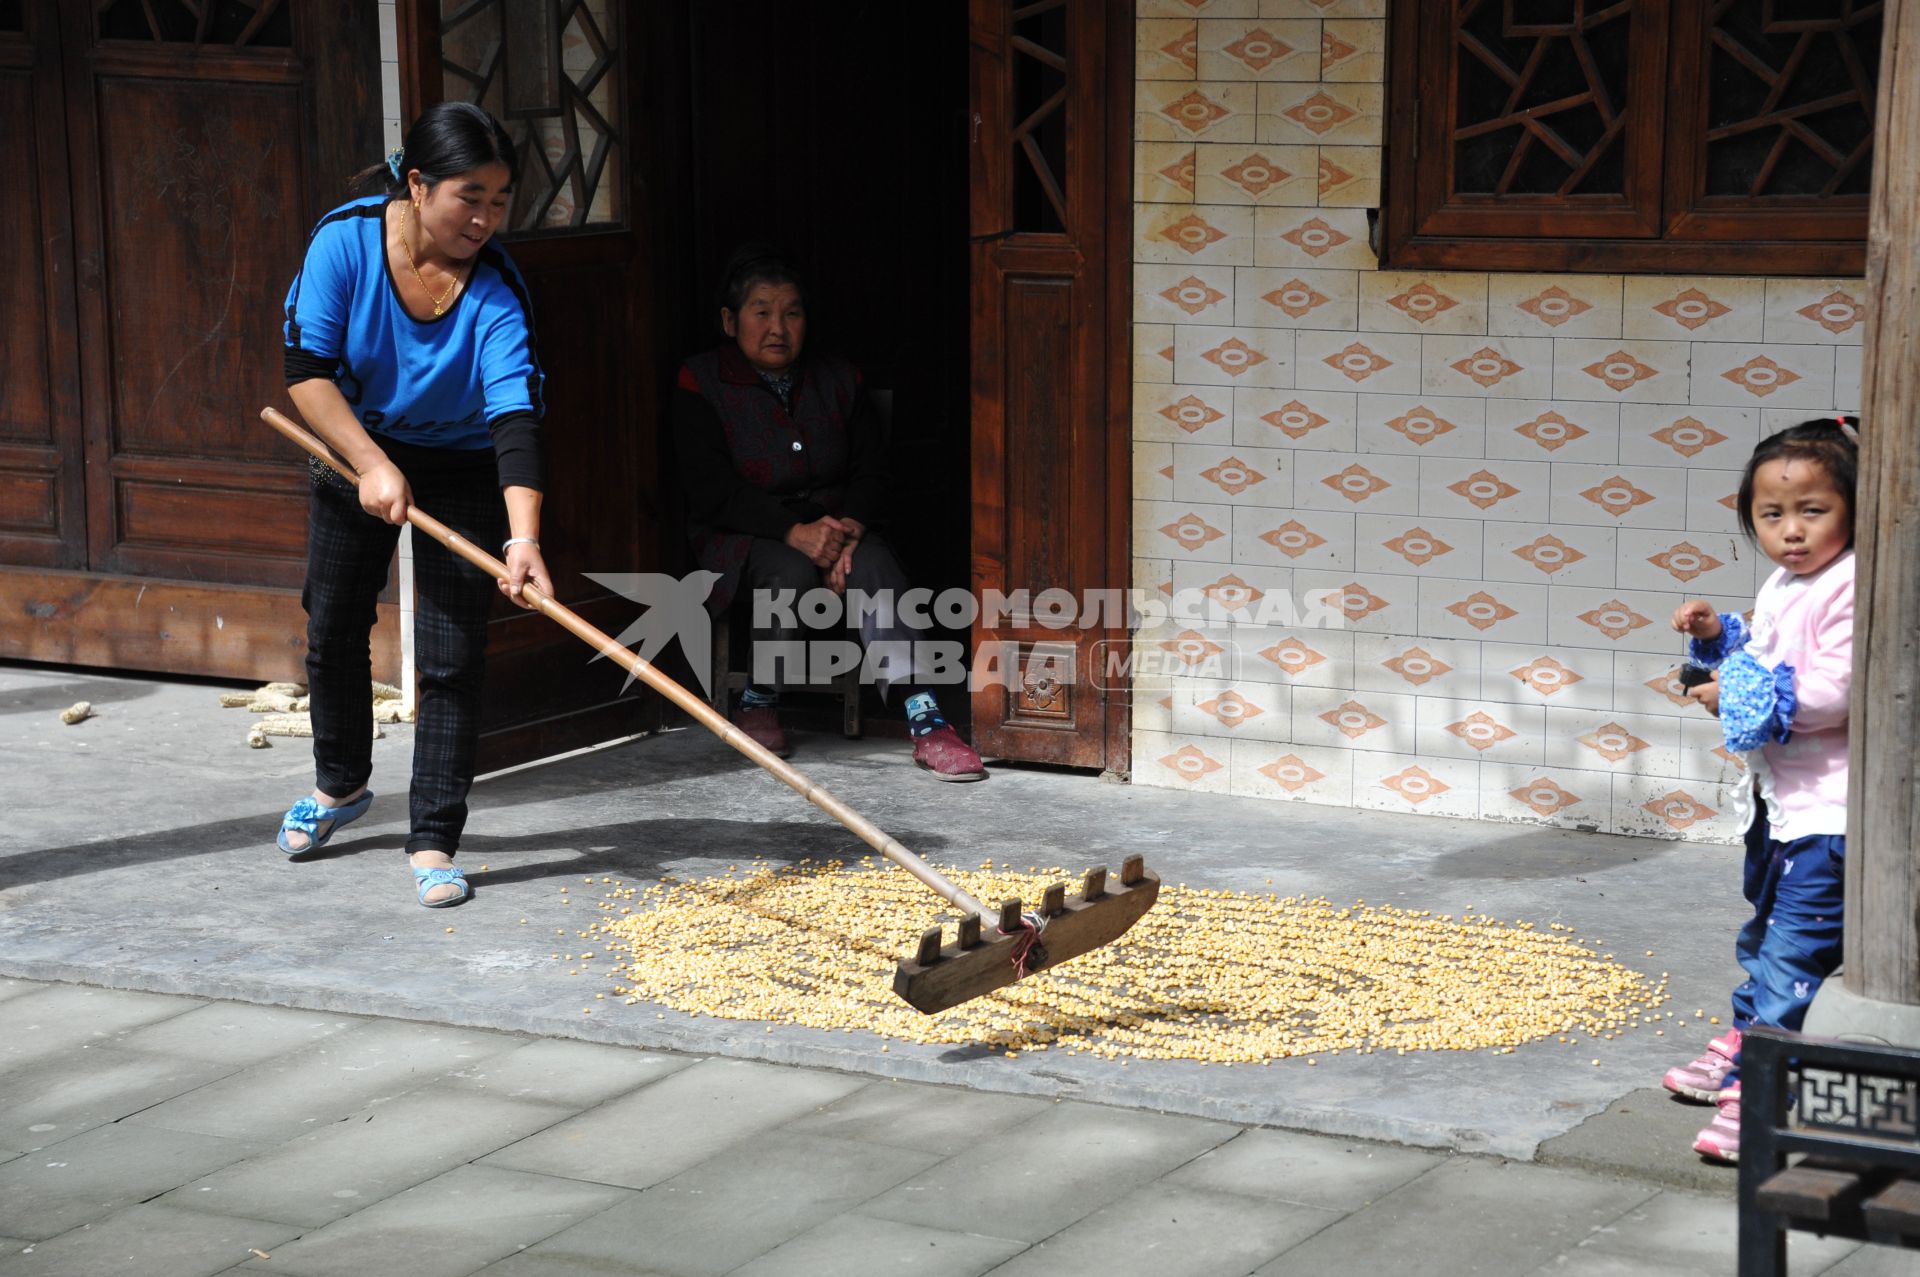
[
  {"xmin": 228, "ymin": 1166, "xmax": 633, "ymax": 1277},
  {"xmin": 0, "ymin": 986, "xmax": 203, "ymax": 1072},
  {"xmin": 110, "ymin": 1003, "xmax": 359, "ymax": 1069},
  {"xmin": 1162, "ymin": 1126, "xmax": 1441, "ymax": 1213},
  {"xmin": 1557, "ymin": 1189, "xmax": 1861, "ymax": 1275},
  {"xmin": 0, "ymin": 1049, "xmax": 239, "ymax": 1159},
  {"xmin": 0, "ymin": 1202, "xmax": 299, "ymax": 1277},
  {"xmin": 438, "ymin": 1039, "xmax": 692, "ymax": 1110},
  {"xmin": 781, "ymin": 1079, "xmax": 1053, "ymax": 1157},
  {"xmin": 0, "ymin": 1122, "xmax": 268, "ymax": 1243},
  {"xmin": 726, "ymin": 1214, "xmax": 1025, "ymax": 1277}
]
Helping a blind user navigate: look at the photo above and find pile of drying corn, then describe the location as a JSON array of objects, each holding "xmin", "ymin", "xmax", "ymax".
[
  {"xmin": 220, "ymin": 680, "xmax": 409, "ymax": 747},
  {"xmin": 558, "ymin": 860, "xmax": 1669, "ymax": 1063}
]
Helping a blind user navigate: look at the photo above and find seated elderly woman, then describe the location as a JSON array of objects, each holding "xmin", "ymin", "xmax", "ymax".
[{"xmin": 673, "ymin": 246, "xmax": 986, "ymax": 781}]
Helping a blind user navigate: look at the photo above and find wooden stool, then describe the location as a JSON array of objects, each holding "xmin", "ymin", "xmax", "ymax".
[{"xmin": 707, "ymin": 612, "xmax": 862, "ymax": 738}]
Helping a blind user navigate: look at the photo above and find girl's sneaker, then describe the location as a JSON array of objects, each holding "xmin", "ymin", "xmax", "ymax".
[
  {"xmin": 1693, "ymin": 1094, "xmax": 1741, "ymax": 1164},
  {"xmin": 1663, "ymin": 1039, "xmax": 1739, "ymax": 1102}
]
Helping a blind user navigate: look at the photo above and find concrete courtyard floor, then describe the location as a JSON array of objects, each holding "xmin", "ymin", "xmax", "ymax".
[{"xmin": 2, "ymin": 663, "xmax": 1917, "ymax": 1275}]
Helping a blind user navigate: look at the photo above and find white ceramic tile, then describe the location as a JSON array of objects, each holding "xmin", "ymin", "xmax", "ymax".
[
  {"xmin": 1136, "ymin": 324, "xmax": 1177, "ymax": 383},
  {"xmin": 1131, "ymin": 685, "xmax": 1175, "ymax": 734},
  {"xmin": 1612, "ymin": 772, "xmax": 1746, "ymax": 843},
  {"xmin": 1317, "ymin": 145, "xmax": 1381, "ymax": 207},
  {"xmin": 1623, "ymin": 277, "xmax": 1767, "ymax": 343},
  {"xmin": 1352, "ymin": 633, "xmax": 1482, "ymax": 699},
  {"xmin": 1546, "ymin": 585, "xmax": 1689, "ymax": 656},
  {"xmin": 1417, "ymin": 456, "xmax": 1552, "ymax": 525},
  {"xmin": 1685, "ymin": 469, "xmax": 1745, "ymax": 535},
  {"xmin": 1174, "ymin": 323, "xmax": 1295, "ymax": 387},
  {"xmin": 1136, "ymin": 263, "xmax": 1237, "ymax": 325},
  {"xmin": 1487, "ymin": 274, "xmax": 1625, "ymax": 340},
  {"xmin": 1135, "ymin": 440, "xmax": 1175, "ymax": 502},
  {"xmin": 1136, "ymin": 499, "xmax": 1237, "ymax": 562},
  {"xmin": 1134, "ymin": 382, "xmax": 1235, "ymax": 444},
  {"xmin": 1420, "ymin": 335, "xmax": 1556, "ymax": 399},
  {"xmin": 1479, "ymin": 642, "xmax": 1614, "ymax": 712},
  {"xmin": 1197, "ymin": 18, "xmax": 1322, "ymax": 80},
  {"xmin": 1233, "ymin": 386, "xmax": 1360, "ymax": 450},
  {"xmin": 1144, "ymin": 0, "xmax": 1256, "ymax": 16},
  {"xmin": 1256, "ymin": 81, "xmax": 1383, "ymax": 145},
  {"xmin": 1689, "ymin": 342, "xmax": 1836, "ymax": 411},
  {"xmin": 1229, "ymin": 738, "xmax": 1357, "ymax": 804},
  {"xmin": 1833, "ymin": 345, "xmax": 1862, "ymax": 414},
  {"xmin": 1138, "ymin": 203, "xmax": 1256, "ymax": 266},
  {"xmin": 1138, "ymin": 18, "xmax": 1201, "ymax": 80},
  {"xmin": 1292, "ymin": 684, "xmax": 1417, "ymax": 753},
  {"xmin": 1138, "ymin": 142, "xmax": 1199, "ymax": 203},
  {"xmin": 1195, "ymin": 142, "xmax": 1319, "ymax": 205},
  {"xmin": 1139, "ymin": 81, "xmax": 1258, "ymax": 144},
  {"xmin": 1171, "ymin": 559, "xmax": 1298, "ymax": 625},
  {"xmin": 1416, "ymin": 697, "xmax": 1547, "ymax": 765},
  {"xmin": 1612, "ymin": 651, "xmax": 1718, "ymax": 719},
  {"xmin": 1479, "ymin": 762, "xmax": 1615, "ymax": 832},
  {"xmin": 1546, "ymin": 462, "xmax": 1690, "ymax": 530},
  {"xmin": 1351, "ymin": 750, "xmax": 1481, "ymax": 819},
  {"xmin": 1253, "ymin": 206, "xmax": 1378, "ymax": 270},
  {"xmin": 1551, "ymin": 339, "xmax": 1693, "ymax": 404},
  {"xmin": 1484, "ymin": 400, "xmax": 1622, "ymax": 465},
  {"xmin": 1294, "ymin": 329, "xmax": 1422, "ymax": 394},
  {"xmin": 1679, "ymin": 716, "xmax": 1748, "ymax": 787},
  {"xmin": 1172, "ymin": 442, "xmax": 1295, "ymax": 508},
  {"xmin": 1481, "ymin": 522, "xmax": 1617, "ymax": 589},
  {"xmin": 1174, "ymin": 677, "xmax": 1297, "ymax": 742},
  {"xmin": 1619, "ymin": 404, "xmax": 1759, "ymax": 471},
  {"xmin": 1293, "ymin": 568, "xmax": 1420, "ymax": 634},
  {"xmin": 1240, "ymin": 626, "xmax": 1355, "ymax": 687},
  {"xmin": 1417, "ymin": 576, "xmax": 1548, "ymax": 644},
  {"xmin": 1232, "ymin": 507, "xmax": 1355, "ymax": 571},
  {"xmin": 1354, "ymin": 394, "xmax": 1488, "ymax": 458},
  {"xmin": 1319, "ymin": 19, "xmax": 1385, "ymax": 82},
  {"xmin": 1615, "ymin": 529, "xmax": 1755, "ymax": 596},
  {"xmin": 1234, "ymin": 266, "xmax": 1359, "ymax": 329},
  {"xmin": 1763, "ymin": 278, "xmax": 1868, "ymax": 346},
  {"xmin": 1261, "ymin": 0, "xmax": 1383, "ymax": 16},
  {"xmin": 1291, "ymin": 449, "xmax": 1421, "ymax": 514},
  {"xmin": 1358, "ymin": 272, "xmax": 1490, "ymax": 335},
  {"xmin": 1137, "ymin": 621, "xmax": 1242, "ymax": 683},
  {"xmin": 1353, "ymin": 513, "xmax": 1484, "ymax": 578},
  {"xmin": 1544, "ymin": 707, "xmax": 1683, "ymax": 777},
  {"xmin": 1133, "ymin": 729, "xmax": 1235, "ymax": 793}
]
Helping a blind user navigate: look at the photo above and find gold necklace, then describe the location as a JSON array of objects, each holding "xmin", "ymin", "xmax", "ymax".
[{"xmin": 399, "ymin": 202, "xmax": 464, "ymax": 316}]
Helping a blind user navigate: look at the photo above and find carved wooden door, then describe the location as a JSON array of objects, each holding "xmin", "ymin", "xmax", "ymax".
[
  {"xmin": 401, "ymin": 0, "xmax": 665, "ymax": 768},
  {"xmin": 968, "ymin": 0, "xmax": 1131, "ymax": 772},
  {"xmin": 0, "ymin": 1, "xmax": 387, "ymax": 679}
]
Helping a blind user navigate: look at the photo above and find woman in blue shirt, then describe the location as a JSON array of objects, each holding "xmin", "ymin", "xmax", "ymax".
[{"xmin": 276, "ymin": 101, "xmax": 549, "ymax": 907}]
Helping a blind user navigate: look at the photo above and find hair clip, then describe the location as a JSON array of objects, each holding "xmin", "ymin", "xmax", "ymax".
[{"xmin": 385, "ymin": 148, "xmax": 405, "ymax": 182}]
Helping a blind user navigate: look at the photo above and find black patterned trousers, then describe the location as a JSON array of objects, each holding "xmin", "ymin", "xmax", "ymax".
[{"xmin": 302, "ymin": 454, "xmax": 502, "ymax": 855}]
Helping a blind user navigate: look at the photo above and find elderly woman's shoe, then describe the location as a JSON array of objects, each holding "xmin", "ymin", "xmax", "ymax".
[
  {"xmin": 731, "ymin": 704, "xmax": 791, "ymax": 758},
  {"xmin": 912, "ymin": 725, "xmax": 986, "ymax": 782}
]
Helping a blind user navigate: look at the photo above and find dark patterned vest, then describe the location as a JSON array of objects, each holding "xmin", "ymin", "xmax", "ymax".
[{"xmin": 683, "ymin": 346, "xmax": 861, "ymax": 612}]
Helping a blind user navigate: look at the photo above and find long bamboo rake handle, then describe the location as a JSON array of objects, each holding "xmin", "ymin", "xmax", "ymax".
[{"xmin": 260, "ymin": 407, "xmax": 995, "ymax": 923}]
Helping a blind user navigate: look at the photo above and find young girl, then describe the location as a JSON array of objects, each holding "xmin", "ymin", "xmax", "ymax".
[{"xmin": 1662, "ymin": 416, "xmax": 1858, "ymax": 1163}]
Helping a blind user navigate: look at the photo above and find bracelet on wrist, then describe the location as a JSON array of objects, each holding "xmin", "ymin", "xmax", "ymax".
[{"xmin": 502, "ymin": 536, "xmax": 540, "ymax": 554}]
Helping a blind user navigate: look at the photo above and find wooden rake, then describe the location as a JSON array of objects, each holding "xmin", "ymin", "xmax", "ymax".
[{"xmin": 261, "ymin": 407, "xmax": 1159, "ymax": 1013}]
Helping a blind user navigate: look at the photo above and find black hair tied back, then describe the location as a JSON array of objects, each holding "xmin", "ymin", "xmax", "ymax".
[
  {"xmin": 1734, "ymin": 414, "xmax": 1860, "ymax": 542},
  {"xmin": 349, "ymin": 100, "xmax": 518, "ymax": 199}
]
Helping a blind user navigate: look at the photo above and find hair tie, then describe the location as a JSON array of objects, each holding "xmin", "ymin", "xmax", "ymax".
[
  {"xmin": 1838, "ymin": 417, "xmax": 1860, "ymax": 444},
  {"xmin": 385, "ymin": 148, "xmax": 405, "ymax": 182}
]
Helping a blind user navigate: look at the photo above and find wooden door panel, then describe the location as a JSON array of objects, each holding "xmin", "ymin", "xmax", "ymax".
[
  {"xmin": 0, "ymin": 6, "xmax": 84, "ymax": 570},
  {"xmin": 968, "ymin": 0, "xmax": 1128, "ymax": 771}
]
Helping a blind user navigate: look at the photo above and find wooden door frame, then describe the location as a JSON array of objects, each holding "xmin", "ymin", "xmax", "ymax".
[{"xmin": 1101, "ymin": 0, "xmax": 1134, "ymax": 777}]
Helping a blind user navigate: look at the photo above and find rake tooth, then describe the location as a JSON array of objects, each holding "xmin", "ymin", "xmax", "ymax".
[
  {"xmin": 998, "ymin": 898, "xmax": 1024, "ymax": 932},
  {"xmin": 1041, "ymin": 882, "xmax": 1066, "ymax": 917},
  {"xmin": 957, "ymin": 914, "xmax": 983, "ymax": 949},
  {"xmin": 1081, "ymin": 865, "xmax": 1108, "ymax": 900},
  {"xmin": 915, "ymin": 926, "xmax": 944, "ymax": 967},
  {"xmin": 1120, "ymin": 854, "xmax": 1146, "ymax": 886}
]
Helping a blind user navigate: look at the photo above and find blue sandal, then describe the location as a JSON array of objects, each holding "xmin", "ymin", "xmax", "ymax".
[
  {"xmin": 412, "ymin": 865, "xmax": 471, "ymax": 908},
  {"xmin": 277, "ymin": 791, "xmax": 374, "ymax": 856}
]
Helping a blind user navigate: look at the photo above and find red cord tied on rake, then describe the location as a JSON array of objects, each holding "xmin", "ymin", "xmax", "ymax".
[{"xmin": 260, "ymin": 407, "xmax": 1159, "ymax": 1014}]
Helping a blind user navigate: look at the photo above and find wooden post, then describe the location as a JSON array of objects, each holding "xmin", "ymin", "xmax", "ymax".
[{"xmin": 1847, "ymin": 0, "xmax": 1920, "ymax": 1007}]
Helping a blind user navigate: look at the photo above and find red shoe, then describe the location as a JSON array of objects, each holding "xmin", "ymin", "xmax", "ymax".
[
  {"xmin": 912, "ymin": 725, "xmax": 986, "ymax": 782},
  {"xmin": 731, "ymin": 704, "xmax": 790, "ymax": 758}
]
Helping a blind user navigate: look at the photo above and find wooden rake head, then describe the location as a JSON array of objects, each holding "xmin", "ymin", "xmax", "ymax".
[{"xmin": 892, "ymin": 855, "xmax": 1160, "ymax": 1014}]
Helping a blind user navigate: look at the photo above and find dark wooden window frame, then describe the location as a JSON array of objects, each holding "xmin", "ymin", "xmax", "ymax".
[{"xmin": 1382, "ymin": 0, "xmax": 1872, "ymax": 276}]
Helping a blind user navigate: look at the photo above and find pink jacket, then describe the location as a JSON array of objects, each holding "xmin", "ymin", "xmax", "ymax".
[{"xmin": 1695, "ymin": 551, "xmax": 1853, "ymax": 841}]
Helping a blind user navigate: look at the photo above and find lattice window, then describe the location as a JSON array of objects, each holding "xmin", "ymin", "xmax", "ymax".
[
  {"xmin": 1011, "ymin": 0, "xmax": 1068, "ymax": 235},
  {"xmin": 1383, "ymin": 0, "xmax": 1877, "ymax": 275},
  {"xmin": 95, "ymin": 0, "xmax": 292, "ymax": 47},
  {"xmin": 439, "ymin": 0, "xmax": 624, "ymax": 235}
]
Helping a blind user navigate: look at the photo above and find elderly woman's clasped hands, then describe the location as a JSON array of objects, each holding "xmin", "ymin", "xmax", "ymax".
[{"xmin": 785, "ymin": 513, "xmax": 865, "ymax": 592}]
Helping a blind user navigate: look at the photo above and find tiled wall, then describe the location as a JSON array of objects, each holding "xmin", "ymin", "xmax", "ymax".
[{"xmin": 1127, "ymin": 0, "xmax": 1865, "ymax": 842}]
